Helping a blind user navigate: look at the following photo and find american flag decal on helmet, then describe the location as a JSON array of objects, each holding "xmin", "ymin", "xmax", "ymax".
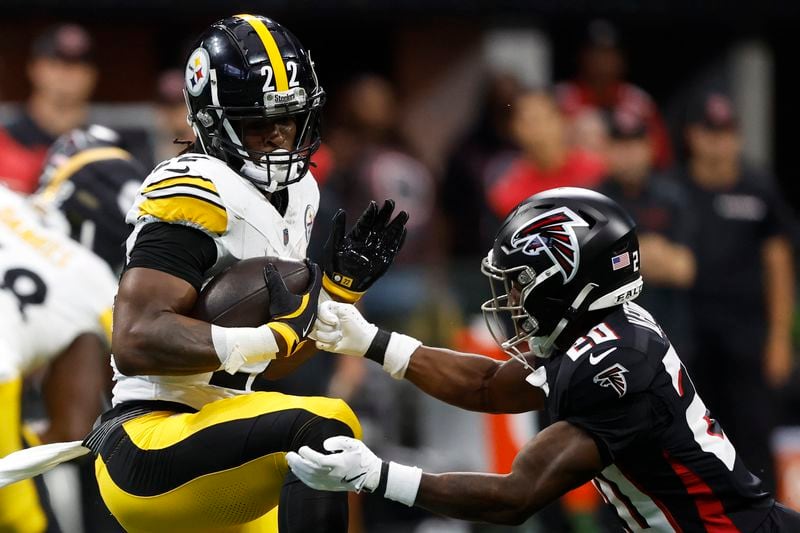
[
  {"xmin": 504, "ymin": 207, "xmax": 589, "ymax": 283},
  {"xmin": 593, "ymin": 363, "xmax": 629, "ymax": 398}
]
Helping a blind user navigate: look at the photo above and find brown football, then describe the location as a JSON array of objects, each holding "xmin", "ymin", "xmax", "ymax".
[{"xmin": 191, "ymin": 256, "xmax": 311, "ymax": 326}]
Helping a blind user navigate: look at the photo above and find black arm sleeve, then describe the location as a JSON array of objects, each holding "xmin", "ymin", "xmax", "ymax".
[{"xmin": 124, "ymin": 222, "xmax": 217, "ymax": 291}]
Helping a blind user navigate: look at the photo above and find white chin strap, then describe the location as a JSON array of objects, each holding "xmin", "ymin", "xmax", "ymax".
[
  {"xmin": 240, "ymin": 149, "xmax": 303, "ymax": 193},
  {"xmin": 528, "ymin": 282, "xmax": 598, "ymax": 358}
]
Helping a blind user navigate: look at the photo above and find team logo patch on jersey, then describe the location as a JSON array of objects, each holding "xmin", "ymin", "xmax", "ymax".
[
  {"xmin": 185, "ymin": 48, "xmax": 210, "ymax": 96},
  {"xmin": 593, "ymin": 363, "xmax": 629, "ymax": 397},
  {"xmin": 502, "ymin": 207, "xmax": 589, "ymax": 283},
  {"xmin": 304, "ymin": 204, "xmax": 314, "ymax": 243}
]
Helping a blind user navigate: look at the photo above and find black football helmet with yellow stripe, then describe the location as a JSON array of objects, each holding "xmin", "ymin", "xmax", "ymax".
[{"xmin": 184, "ymin": 14, "xmax": 325, "ymax": 192}]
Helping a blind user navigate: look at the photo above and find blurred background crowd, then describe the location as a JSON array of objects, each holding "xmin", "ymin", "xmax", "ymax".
[{"xmin": 3, "ymin": 2, "xmax": 800, "ymax": 532}]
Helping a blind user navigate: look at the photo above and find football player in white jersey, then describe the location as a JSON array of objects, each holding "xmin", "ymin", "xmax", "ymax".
[
  {"xmin": 80, "ymin": 14, "xmax": 406, "ymax": 533},
  {"xmin": 0, "ymin": 185, "xmax": 116, "ymax": 532}
]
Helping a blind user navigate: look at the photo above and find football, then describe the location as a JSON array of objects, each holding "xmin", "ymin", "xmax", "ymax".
[{"xmin": 191, "ymin": 256, "xmax": 311, "ymax": 326}]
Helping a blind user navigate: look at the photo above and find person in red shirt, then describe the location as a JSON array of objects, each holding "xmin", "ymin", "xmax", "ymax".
[
  {"xmin": 555, "ymin": 19, "xmax": 673, "ymax": 169},
  {"xmin": 0, "ymin": 24, "xmax": 97, "ymax": 194},
  {"xmin": 487, "ymin": 88, "xmax": 606, "ymax": 219}
]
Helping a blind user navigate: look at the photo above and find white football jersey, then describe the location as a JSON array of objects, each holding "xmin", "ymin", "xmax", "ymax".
[
  {"xmin": 112, "ymin": 153, "xmax": 319, "ymax": 408},
  {"xmin": 0, "ymin": 186, "xmax": 116, "ymax": 381}
]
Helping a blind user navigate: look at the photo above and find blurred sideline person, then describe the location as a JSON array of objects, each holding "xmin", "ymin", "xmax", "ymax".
[
  {"xmin": 598, "ymin": 107, "xmax": 695, "ymax": 352},
  {"xmin": 0, "ymin": 184, "xmax": 115, "ymax": 532},
  {"xmin": 555, "ymin": 19, "xmax": 672, "ymax": 169},
  {"xmin": 487, "ymin": 89, "xmax": 606, "ymax": 220},
  {"xmin": 679, "ymin": 91, "xmax": 795, "ymax": 492},
  {"xmin": 32, "ymin": 124, "xmax": 146, "ymax": 273},
  {"xmin": 0, "ymin": 24, "xmax": 97, "ymax": 194},
  {"xmin": 441, "ymin": 72, "xmax": 523, "ymax": 259},
  {"xmin": 291, "ymin": 188, "xmax": 800, "ymax": 531},
  {"xmin": 75, "ymin": 15, "xmax": 404, "ymax": 533}
]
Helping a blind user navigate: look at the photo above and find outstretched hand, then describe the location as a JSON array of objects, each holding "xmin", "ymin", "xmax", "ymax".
[
  {"xmin": 286, "ymin": 436, "xmax": 383, "ymax": 493},
  {"xmin": 322, "ymin": 200, "xmax": 408, "ymax": 302}
]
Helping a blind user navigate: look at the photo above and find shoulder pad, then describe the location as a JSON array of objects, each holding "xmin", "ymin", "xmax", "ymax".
[
  {"xmin": 131, "ymin": 154, "xmax": 229, "ymax": 235},
  {"xmin": 559, "ymin": 318, "xmax": 659, "ymax": 413},
  {"xmin": 564, "ymin": 343, "xmax": 656, "ymax": 412}
]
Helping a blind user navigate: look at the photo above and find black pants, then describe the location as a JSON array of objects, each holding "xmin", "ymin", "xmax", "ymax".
[{"xmin": 685, "ymin": 307, "xmax": 777, "ymax": 492}]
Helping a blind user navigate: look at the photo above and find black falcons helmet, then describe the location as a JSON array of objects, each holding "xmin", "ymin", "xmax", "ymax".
[
  {"xmin": 481, "ymin": 187, "xmax": 643, "ymax": 360},
  {"xmin": 183, "ymin": 14, "xmax": 325, "ymax": 192}
]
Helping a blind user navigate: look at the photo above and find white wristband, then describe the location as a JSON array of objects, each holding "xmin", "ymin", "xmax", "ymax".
[
  {"xmin": 384, "ymin": 333, "xmax": 421, "ymax": 379},
  {"xmin": 211, "ymin": 324, "xmax": 279, "ymax": 374},
  {"xmin": 384, "ymin": 461, "xmax": 423, "ymax": 507}
]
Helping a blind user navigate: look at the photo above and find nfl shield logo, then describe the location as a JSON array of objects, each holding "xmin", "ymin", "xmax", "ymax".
[{"xmin": 283, "ymin": 228, "xmax": 289, "ymax": 245}]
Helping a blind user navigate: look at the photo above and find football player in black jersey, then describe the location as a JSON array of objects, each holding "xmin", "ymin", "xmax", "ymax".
[
  {"xmin": 33, "ymin": 124, "xmax": 146, "ymax": 273},
  {"xmin": 289, "ymin": 187, "xmax": 800, "ymax": 532}
]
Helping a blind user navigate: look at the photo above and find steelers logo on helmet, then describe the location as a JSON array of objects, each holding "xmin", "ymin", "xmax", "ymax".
[{"xmin": 185, "ymin": 47, "xmax": 210, "ymax": 97}]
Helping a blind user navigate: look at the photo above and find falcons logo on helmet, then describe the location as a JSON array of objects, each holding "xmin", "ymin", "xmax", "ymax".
[
  {"xmin": 593, "ymin": 363, "xmax": 629, "ymax": 398},
  {"xmin": 503, "ymin": 207, "xmax": 589, "ymax": 283}
]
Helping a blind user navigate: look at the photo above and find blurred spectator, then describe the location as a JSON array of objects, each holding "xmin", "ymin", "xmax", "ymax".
[
  {"xmin": 32, "ymin": 124, "xmax": 146, "ymax": 273},
  {"xmin": 441, "ymin": 72, "xmax": 522, "ymax": 258},
  {"xmin": 487, "ymin": 88, "xmax": 606, "ymax": 220},
  {"xmin": 679, "ymin": 90, "xmax": 795, "ymax": 492},
  {"xmin": 324, "ymin": 74, "xmax": 438, "ymax": 277},
  {"xmin": 598, "ymin": 107, "xmax": 695, "ymax": 351},
  {"xmin": 153, "ymin": 69, "xmax": 195, "ymax": 163},
  {"xmin": 555, "ymin": 19, "xmax": 673, "ymax": 169},
  {"xmin": 0, "ymin": 24, "xmax": 97, "ymax": 194}
]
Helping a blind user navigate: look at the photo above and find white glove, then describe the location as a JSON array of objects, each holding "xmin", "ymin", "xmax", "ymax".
[
  {"xmin": 286, "ymin": 436, "xmax": 382, "ymax": 493},
  {"xmin": 311, "ymin": 301, "xmax": 422, "ymax": 379},
  {"xmin": 310, "ymin": 301, "xmax": 378, "ymax": 357}
]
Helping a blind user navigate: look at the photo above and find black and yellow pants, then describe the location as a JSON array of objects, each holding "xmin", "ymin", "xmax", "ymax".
[
  {"xmin": 92, "ymin": 392, "xmax": 361, "ymax": 533},
  {"xmin": 0, "ymin": 375, "xmax": 59, "ymax": 533}
]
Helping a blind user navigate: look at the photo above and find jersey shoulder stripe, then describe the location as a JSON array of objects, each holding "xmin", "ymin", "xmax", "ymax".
[
  {"xmin": 133, "ymin": 161, "xmax": 230, "ymax": 236},
  {"xmin": 142, "ymin": 175, "xmax": 219, "ymax": 197},
  {"xmin": 137, "ymin": 194, "xmax": 227, "ymax": 235}
]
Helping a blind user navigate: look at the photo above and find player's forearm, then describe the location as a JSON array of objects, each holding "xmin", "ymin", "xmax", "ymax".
[
  {"xmin": 415, "ymin": 471, "xmax": 533, "ymax": 525},
  {"xmin": 763, "ymin": 237, "xmax": 794, "ymax": 339},
  {"xmin": 404, "ymin": 346, "xmax": 506, "ymax": 412},
  {"xmin": 112, "ymin": 311, "xmax": 221, "ymax": 375}
]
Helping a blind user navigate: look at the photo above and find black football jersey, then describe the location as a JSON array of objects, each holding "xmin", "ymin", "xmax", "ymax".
[
  {"xmin": 539, "ymin": 302, "xmax": 773, "ymax": 532},
  {"xmin": 37, "ymin": 151, "xmax": 145, "ymax": 272}
]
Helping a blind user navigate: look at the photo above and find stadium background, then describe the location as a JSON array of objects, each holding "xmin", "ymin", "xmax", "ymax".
[{"xmin": 2, "ymin": 1, "xmax": 800, "ymax": 532}]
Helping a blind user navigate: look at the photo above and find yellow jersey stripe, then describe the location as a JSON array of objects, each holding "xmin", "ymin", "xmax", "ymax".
[
  {"xmin": 39, "ymin": 147, "xmax": 132, "ymax": 202},
  {"xmin": 99, "ymin": 308, "xmax": 113, "ymax": 346},
  {"xmin": 143, "ymin": 176, "xmax": 219, "ymax": 196},
  {"xmin": 120, "ymin": 392, "xmax": 362, "ymax": 449},
  {"xmin": 138, "ymin": 195, "xmax": 228, "ymax": 235},
  {"xmin": 274, "ymin": 293, "xmax": 309, "ymax": 320},
  {"xmin": 236, "ymin": 14, "xmax": 288, "ymax": 91}
]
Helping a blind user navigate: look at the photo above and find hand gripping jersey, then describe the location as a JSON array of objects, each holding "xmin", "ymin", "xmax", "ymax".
[
  {"xmin": 537, "ymin": 302, "xmax": 773, "ymax": 532},
  {"xmin": 112, "ymin": 153, "xmax": 319, "ymax": 408},
  {"xmin": 0, "ymin": 186, "xmax": 115, "ymax": 380}
]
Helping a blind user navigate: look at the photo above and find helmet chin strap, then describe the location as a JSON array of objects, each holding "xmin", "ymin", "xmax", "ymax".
[{"xmin": 528, "ymin": 282, "xmax": 598, "ymax": 358}]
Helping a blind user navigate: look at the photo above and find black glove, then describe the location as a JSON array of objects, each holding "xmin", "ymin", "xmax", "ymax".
[
  {"xmin": 322, "ymin": 200, "xmax": 408, "ymax": 303},
  {"xmin": 264, "ymin": 260, "xmax": 322, "ymax": 357}
]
